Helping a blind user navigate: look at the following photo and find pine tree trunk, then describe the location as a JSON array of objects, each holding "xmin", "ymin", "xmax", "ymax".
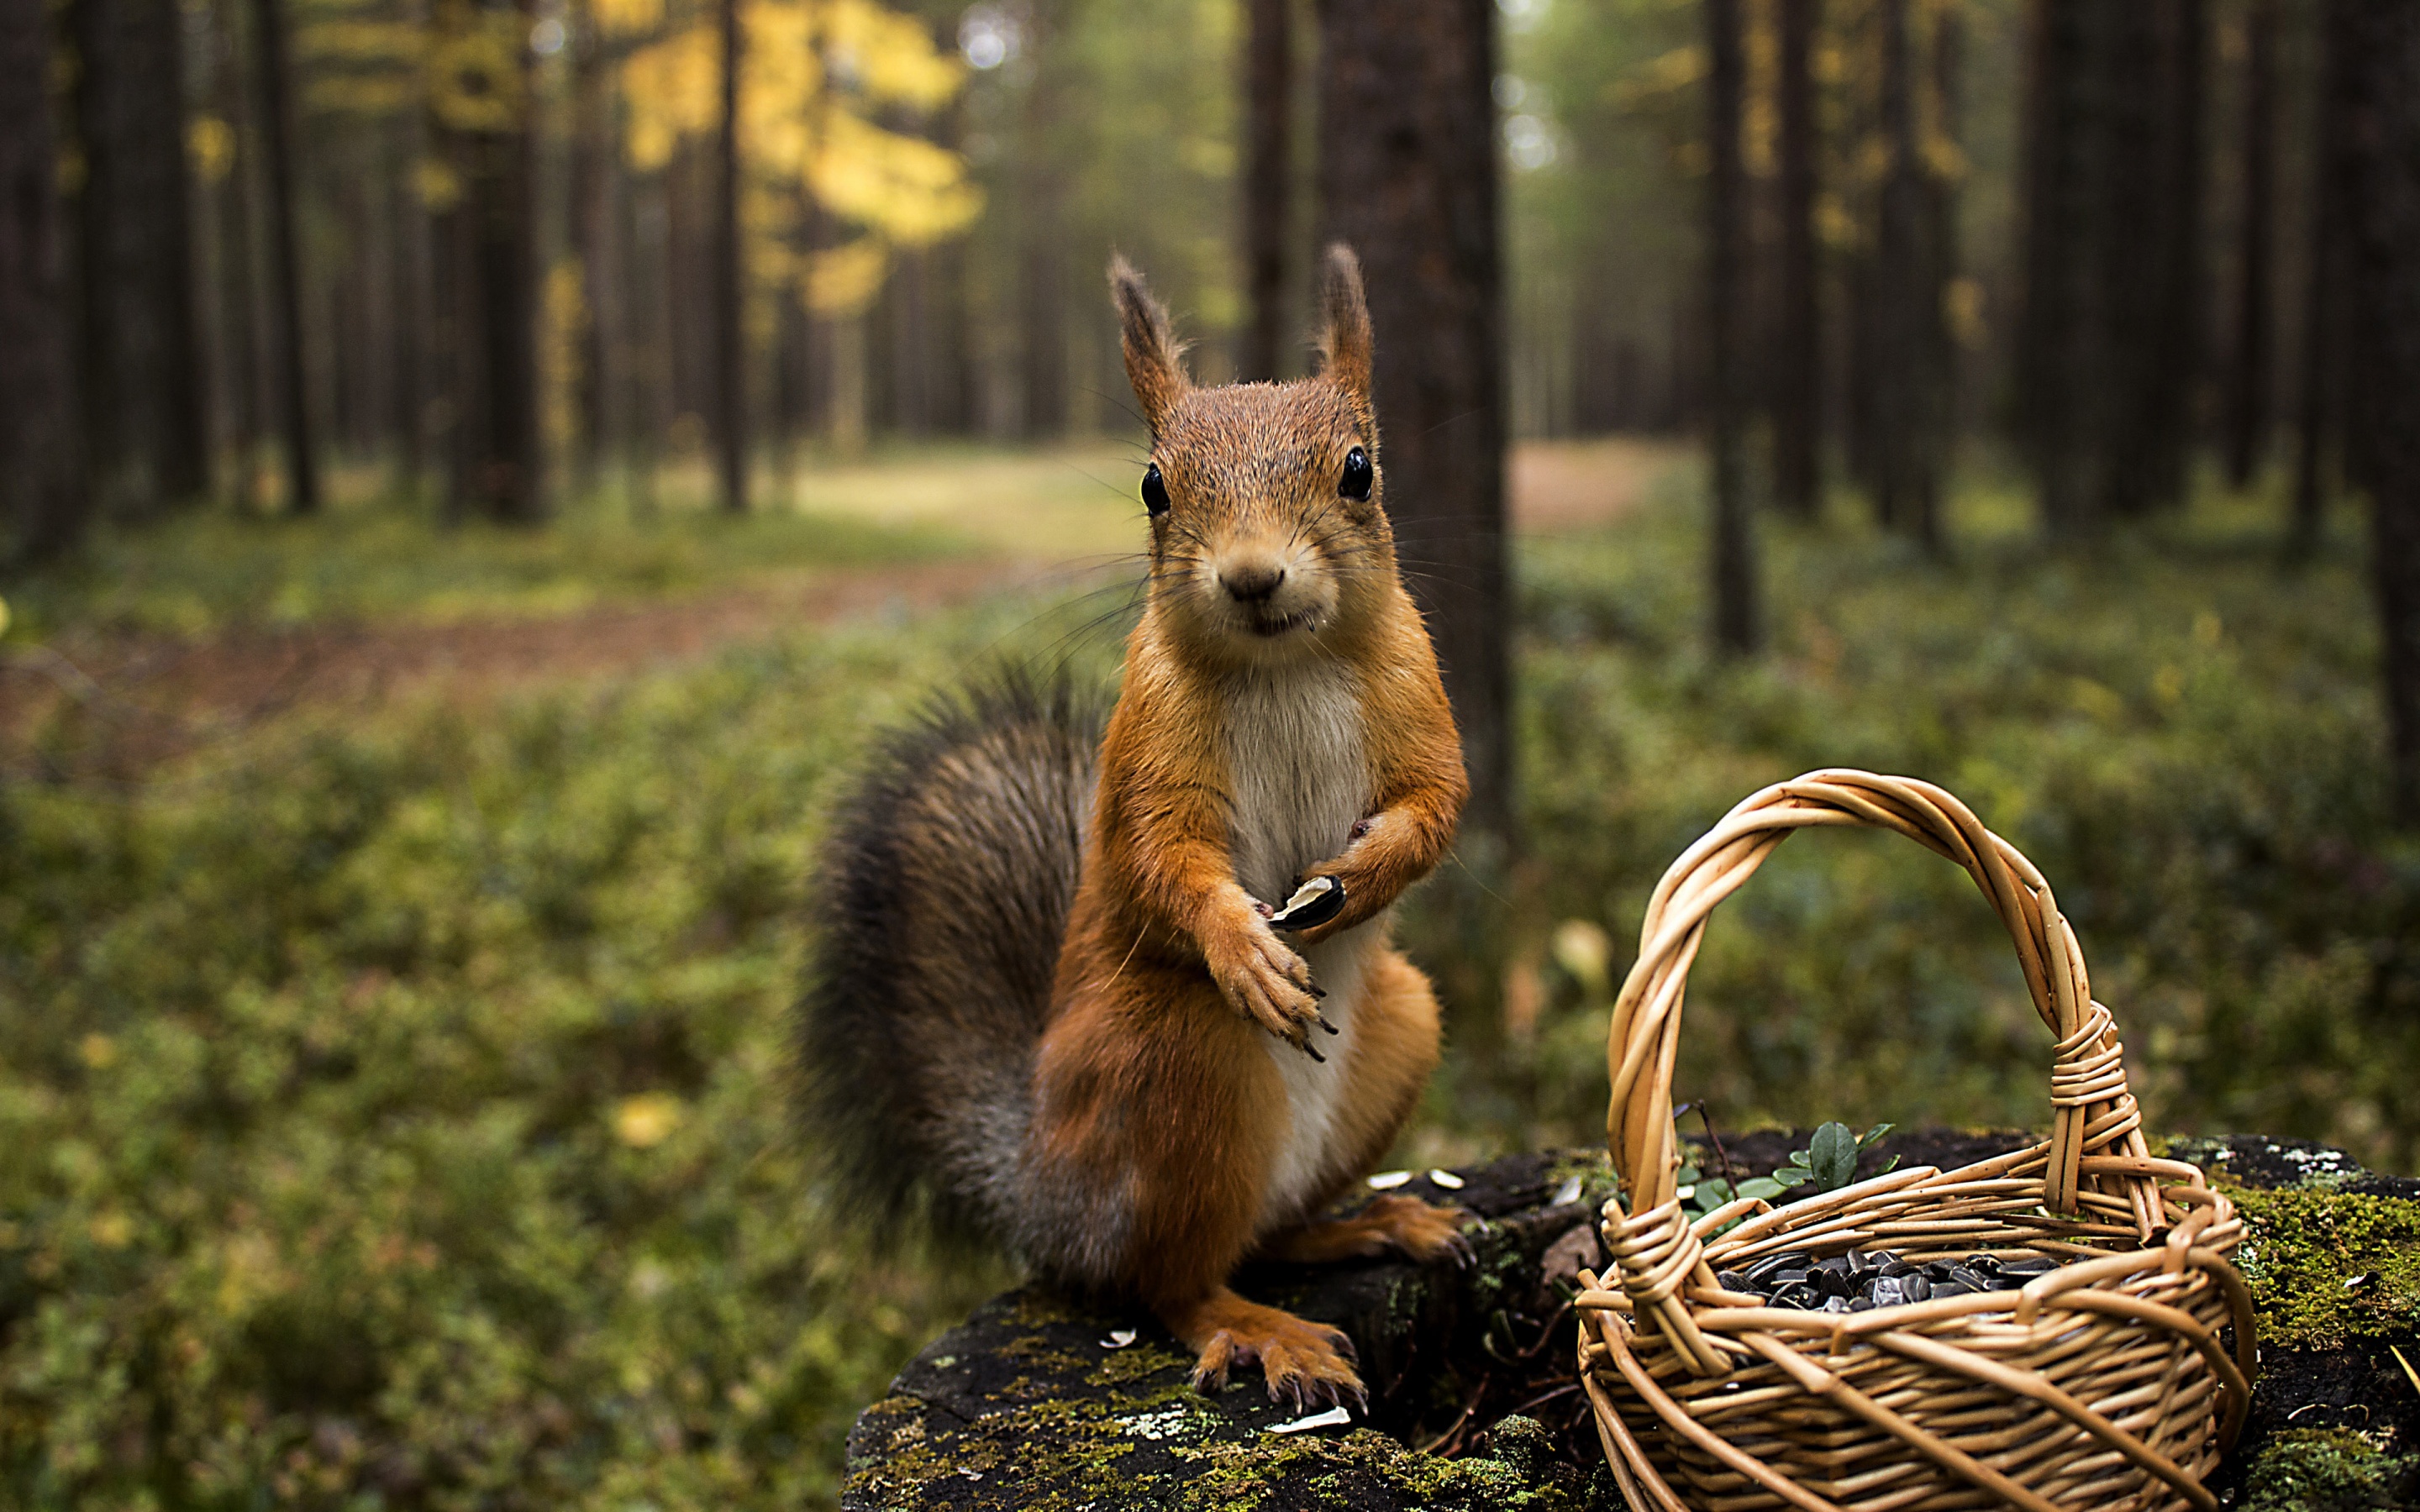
[
  {"xmin": 1240, "ymin": 0, "xmax": 1292, "ymax": 381},
  {"xmin": 713, "ymin": 0, "xmax": 745, "ymax": 511},
  {"xmin": 211, "ymin": 0, "xmax": 262, "ymax": 505},
  {"xmin": 389, "ymin": 114, "xmax": 428, "ymax": 498},
  {"xmin": 1928, "ymin": 2, "xmax": 1963, "ymax": 465},
  {"xmin": 1771, "ymin": 0, "xmax": 1820, "ymax": 517},
  {"xmin": 76, "ymin": 0, "xmax": 211, "ymax": 511},
  {"xmin": 0, "ymin": 0, "xmax": 85, "ymax": 559},
  {"xmin": 2340, "ymin": 0, "xmax": 2420, "ymax": 822},
  {"xmin": 2130, "ymin": 0, "xmax": 2207, "ymax": 514},
  {"xmin": 443, "ymin": 0, "xmax": 541, "ymax": 523},
  {"xmin": 1317, "ymin": 0, "xmax": 1512, "ymax": 849},
  {"xmin": 2225, "ymin": 0, "xmax": 2279, "ymax": 490},
  {"xmin": 2020, "ymin": 0, "xmax": 2200, "ymax": 531},
  {"xmin": 1870, "ymin": 0, "xmax": 1939, "ymax": 549},
  {"xmin": 246, "ymin": 0, "xmax": 318, "ymax": 513},
  {"xmin": 571, "ymin": 0, "xmax": 615, "ymax": 495},
  {"xmin": 1706, "ymin": 0, "xmax": 1760, "ymax": 651},
  {"xmin": 1013, "ymin": 3, "xmax": 1068, "ymax": 438},
  {"xmin": 923, "ymin": 95, "xmax": 973, "ymax": 434},
  {"xmin": 2291, "ymin": 0, "xmax": 2354, "ymax": 560}
]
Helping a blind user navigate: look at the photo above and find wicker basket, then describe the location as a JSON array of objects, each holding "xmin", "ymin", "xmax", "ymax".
[{"xmin": 1574, "ymin": 770, "xmax": 2257, "ymax": 1512}]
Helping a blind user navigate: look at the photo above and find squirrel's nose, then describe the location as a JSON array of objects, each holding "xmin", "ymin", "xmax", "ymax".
[{"xmin": 1221, "ymin": 563, "xmax": 1286, "ymax": 604}]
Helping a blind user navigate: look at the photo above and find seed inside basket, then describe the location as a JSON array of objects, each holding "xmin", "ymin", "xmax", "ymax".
[{"xmin": 1713, "ymin": 1248, "xmax": 2063, "ymax": 1312}]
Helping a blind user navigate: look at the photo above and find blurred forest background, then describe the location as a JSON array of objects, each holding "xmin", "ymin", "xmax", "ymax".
[{"xmin": 8, "ymin": 0, "xmax": 2420, "ymax": 1504}]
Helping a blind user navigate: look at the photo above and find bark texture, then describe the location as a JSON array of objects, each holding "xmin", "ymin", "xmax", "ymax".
[
  {"xmin": 248, "ymin": 0, "xmax": 318, "ymax": 513},
  {"xmin": 713, "ymin": 0, "xmax": 744, "ymax": 511},
  {"xmin": 0, "ymin": 0, "xmax": 85, "ymax": 559},
  {"xmin": 1316, "ymin": 0, "xmax": 1512, "ymax": 847},
  {"xmin": 2018, "ymin": 0, "xmax": 2207, "ymax": 532},
  {"xmin": 1771, "ymin": 0, "xmax": 1820, "ymax": 518},
  {"xmin": 441, "ymin": 0, "xmax": 542, "ymax": 523},
  {"xmin": 2340, "ymin": 0, "xmax": 2420, "ymax": 822},
  {"xmin": 1868, "ymin": 0, "xmax": 1941, "ymax": 549},
  {"xmin": 2291, "ymin": 0, "xmax": 2354, "ymax": 561},
  {"xmin": 2224, "ymin": 0, "xmax": 2279, "ymax": 491},
  {"xmin": 1705, "ymin": 0, "xmax": 1760, "ymax": 652},
  {"xmin": 75, "ymin": 0, "xmax": 210, "ymax": 512},
  {"xmin": 1239, "ymin": 0, "xmax": 1292, "ymax": 381}
]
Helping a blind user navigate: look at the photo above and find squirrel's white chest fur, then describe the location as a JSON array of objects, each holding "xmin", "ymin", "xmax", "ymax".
[{"xmin": 1221, "ymin": 663, "xmax": 1378, "ymax": 1232}]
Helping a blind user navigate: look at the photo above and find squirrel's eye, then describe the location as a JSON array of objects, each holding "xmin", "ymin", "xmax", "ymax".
[
  {"xmin": 1339, "ymin": 447, "xmax": 1373, "ymax": 501},
  {"xmin": 1142, "ymin": 464, "xmax": 1170, "ymax": 517}
]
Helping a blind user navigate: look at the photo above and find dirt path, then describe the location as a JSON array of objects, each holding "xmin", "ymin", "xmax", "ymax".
[
  {"xmin": 2, "ymin": 557, "xmax": 1052, "ymax": 780},
  {"xmin": 2, "ymin": 440, "xmax": 1681, "ymax": 780}
]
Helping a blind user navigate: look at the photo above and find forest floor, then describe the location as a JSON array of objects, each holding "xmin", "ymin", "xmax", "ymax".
[{"xmin": 1, "ymin": 438, "xmax": 1677, "ymax": 781}]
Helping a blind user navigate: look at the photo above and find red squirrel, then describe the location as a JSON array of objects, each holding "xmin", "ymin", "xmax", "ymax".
[{"xmin": 800, "ymin": 245, "xmax": 1471, "ymax": 1410}]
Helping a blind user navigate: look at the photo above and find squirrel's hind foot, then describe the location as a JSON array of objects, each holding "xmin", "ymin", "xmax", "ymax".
[
  {"xmin": 1173, "ymin": 1289, "xmax": 1365, "ymax": 1415},
  {"xmin": 1264, "ymin": 1194, "xmax": 1476, "ymax": 1269}
]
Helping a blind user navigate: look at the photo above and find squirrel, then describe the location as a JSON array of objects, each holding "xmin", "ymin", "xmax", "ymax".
[{"xmin": 798, "ymin": 244, "xmax": 1471, "ymax": 1411}]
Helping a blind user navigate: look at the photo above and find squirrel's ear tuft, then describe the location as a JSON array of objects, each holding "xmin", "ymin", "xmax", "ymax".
[
  {"xmin": 1317, "ymin": 244, "xmax": 1374, "ymax": 409},
  {"xmin": 1108, "ymin": 255, "xmax": 1189, "ymax": 434}
]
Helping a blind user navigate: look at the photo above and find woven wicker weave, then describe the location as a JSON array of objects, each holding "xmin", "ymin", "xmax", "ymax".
[{"xmin": 1575, "ymin": 770, "xmax": 2257, "ymax": 1512}]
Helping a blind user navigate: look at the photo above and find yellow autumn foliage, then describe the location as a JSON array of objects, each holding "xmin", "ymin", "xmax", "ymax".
[
  {"xmin": 260, "ymin": 0, "xmax": 973, "ymax": 320},
  {"xmin": 619, "ymin": 0, "xmax": 978, "ymax": 315}
]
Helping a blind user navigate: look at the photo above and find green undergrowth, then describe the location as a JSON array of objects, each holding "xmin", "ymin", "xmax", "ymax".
[
  {"xmin": 0, "ymin": 485, "xmax": 970, "ymax": 639},
  {"xmin": 0, "ymin": 598, "xmax": 1128, "ymax": 1509},
  {"xmin": 1418, "ymin": 465, "xmax": 2420, "ymax": 1177},
  {"xmin": 2242, "ymin": 1431, "xmax": 2420, "ymax": 1512},
  {"xmin": 2226, "ymin": 1186, "xmax": 2420, "ymax": 1349}
]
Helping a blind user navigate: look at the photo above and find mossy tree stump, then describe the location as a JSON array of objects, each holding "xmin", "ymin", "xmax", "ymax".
[{"xmin": 844, "ymin": 1137, "xmax": 2419, "ymax": 1510}]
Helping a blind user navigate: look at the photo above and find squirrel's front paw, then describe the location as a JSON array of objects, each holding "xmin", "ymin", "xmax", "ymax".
[{"xmin": 1208, "ymin": 914, "xmax": 1328, "ymax": 1056}]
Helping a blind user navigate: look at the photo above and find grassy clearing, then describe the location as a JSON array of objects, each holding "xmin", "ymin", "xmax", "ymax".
[
  {"xmin": 1, "ymin": 450, "xmax": 2411, "ymax": 1507},
  {"xmin": 0, "ymin": 444, "xmax": 1147, "ymax": 640}
]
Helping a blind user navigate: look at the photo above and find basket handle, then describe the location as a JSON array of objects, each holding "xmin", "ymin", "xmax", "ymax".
[{"xmin": 1603, "ymin": 771, "xmax": 2159, "ymax": 1275}]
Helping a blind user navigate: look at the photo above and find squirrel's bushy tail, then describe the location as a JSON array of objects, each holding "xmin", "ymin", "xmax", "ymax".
[{"xmin": 796, "ymin": 669, "xmax": 1102, "ymax": 1250}]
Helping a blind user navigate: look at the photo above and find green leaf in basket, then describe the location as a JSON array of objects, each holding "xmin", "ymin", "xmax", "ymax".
[
  {"xmin": 1734, "ymin": 1177, "xmax": 1784, "ymax": 1201},
  {"xmin": 1856, "ymin": 1122, "xmax": 1897, "ymax": 1153},
  {"xmin": 1808, "ymin": 1121, "xmax": 1859, "ymax": 1190},
  {"xmin": 1770, "ymin": 1166, "xmax": 1814, "ymax": 1188}
]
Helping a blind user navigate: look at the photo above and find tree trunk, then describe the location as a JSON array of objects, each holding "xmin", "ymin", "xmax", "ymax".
[
  {"xmin": 389, "ymin": 114, "xmax": 429, "ymax": 499},
  {"xmin": 246, "ymin": 0, "xmax": 318, "ymax": 513},
  {"xmin": 210, "ymin": 0, "xmax": 262, "ymax": 506},
  {"xmin": 2339, "ymin": 0, "xmax": 2420, "ymax": 822},
  {"xmin": 2129, "ymin": 0, "xmax": 2207, "ymax": 515},
  {"xmin": 0, "ymin": 0, "xmax": 85, "ymax": 560},
  {"xmin": 1870, "ymin": 0, "xmax": 1939, "ymax": 549},
  {"xmin": 1317, "ymin": 0, "xmax": 1513, "ymax": 848},
  {"xmin": 2291, "ymin": 0, "xmax": 2354, "ymax": 560},
  {"xmin": 1240, "ymin": 0, "xmax": 1292, "ymax": 381},
  {"xmin": 571, "ymin": 0, "xmax": 616, "ymax": 494},
  {"xmin": 1771, "ymin": 0, "xmax": 1820, "ymax": 517},
  {"xmin": 2019, "ymin": 0, "xmax": 2202, "ymax": 532},
  {"xmin": 2225, "ymin": 0, "xmax": 2279, "ymax": 491},
  {"xmin": 1928, "ymin": 2, "xmax": 1964, "ymax": 450},
  {"xmin": 443, "ymin": 0, "xmax": 541, "ymax": 523},
  {"xmin": 713, "ymin": 0, "xmax": 745, "ymax": 512},
  {"xmin": 75, "ymin": 0, "xmax": 210, "ymax": 512},
  {"xmin": 1017, "ymin": 4, "xmax": 1068, "ymax": 438},
  {"xmin": 1706, "ymin": 0, "xmax": 1760, "ymax": 651}
]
